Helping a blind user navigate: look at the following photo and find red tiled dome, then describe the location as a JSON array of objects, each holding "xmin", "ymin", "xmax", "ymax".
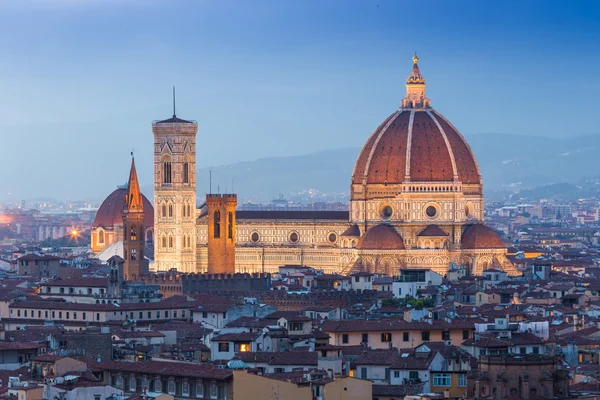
[
  {"xmin": 93, "ymin": 188, "xmax": 154, "ymax": 228},
  {"xmin": 461, "ymin": 224, "xmax": 504, "ymax": 249},
  {"xmin": 352, "ymin": 109, "xmax": 481, "ymax": 186},
  {"xmin": 357, "ymin": 224, "xmax": 405, "ymax": 250}
]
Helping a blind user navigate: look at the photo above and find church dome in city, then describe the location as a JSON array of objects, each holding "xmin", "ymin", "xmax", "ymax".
[
  {"xmin": 93, "ymin": 187, "xmax": 154, "ymax": 228},
  {"xmin": 352, "ymin": 54, "xmax": 481, "ymax": 187},
  {"xmin": 356, "ymin": 224, "xmax": 405, "ymax": 250},
  {"xmin": 461, "ymin": 224, "xmax": 504, "ymax": 249}
]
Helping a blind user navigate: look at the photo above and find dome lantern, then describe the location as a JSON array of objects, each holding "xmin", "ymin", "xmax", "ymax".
[{"xmin": 401, "ymin": 53, "xmax": 431, "ymax": 109}]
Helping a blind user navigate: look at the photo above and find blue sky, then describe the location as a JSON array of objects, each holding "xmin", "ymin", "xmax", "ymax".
[{"xmin": 1, "ymin": 0, "xmax": 599, "ymax": 200}]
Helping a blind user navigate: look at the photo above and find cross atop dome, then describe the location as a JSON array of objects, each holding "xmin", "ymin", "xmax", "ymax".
[{"xmin": 401, "ymin": 53, "xmax": 431, "ymax": 109}]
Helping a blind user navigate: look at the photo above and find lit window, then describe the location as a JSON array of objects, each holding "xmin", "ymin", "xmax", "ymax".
[{"xmin": 239, "ymin": 343, "xmax": 250, "ymax": 352}]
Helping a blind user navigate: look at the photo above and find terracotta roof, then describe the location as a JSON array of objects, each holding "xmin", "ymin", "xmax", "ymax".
[
  {"xmin": 212, "ymin": 332, "xmax": 259, "ymax": 342},
  {"xmin": 93, "ymin": 187, "xmax": 153, "ymax": 228},
  {"xmin": 461, "ymin": 224, "xmax": 505, "ymax": 249},
  {"xmin": 96, "ymin": 360, "xmax": 232, "ymax": 380},
  {"xmin": 417, "ymin": 225, "xmax": 448, "ymax": 237},
  {"xmin": 357, "ymin": 224, "xmax": 405, "ymax": 250},
  {"xmin": 352, "ymin": 109, "xmax": 481, "ymax": 187},
  {"xmin": 340, "ymin": 225, "xmax": 361, "ymax": 237}
]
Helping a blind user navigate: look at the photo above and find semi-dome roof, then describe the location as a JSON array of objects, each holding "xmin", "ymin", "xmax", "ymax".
[
  {"xmin": 93, "ymin": 187, "xmax": 154, "ymax": 228},
  {"xmin": 461, "ymin": 224, "xmax": 504, "ymax": 249},
  {"xmin": 352, "ymin": 56, "xmax": 481, "ymax": 187},
  {"xmin": 357, "ymin": 224, "xmax": 405, "ymax": 250}
]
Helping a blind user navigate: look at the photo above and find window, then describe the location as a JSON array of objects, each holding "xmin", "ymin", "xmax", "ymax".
[
  {"xmin": 131, "ymin": 249, "xmax": 137, "ymax": 260},
  {"xmin": 130, "ymin": 227, "xmax": 137, "ymax": 241},
  {"xmin": 360, "ymin": 367, "xmax": 367, "ymax": 379},
  {"xmin": 168, "ymin": 236, "xmax": 173, "ymax": 248},
  {"xmin": 52, "ymin": 311, "xmax": 55, "ymax": 319},
  {"xmin": 183, "ymin": 162, "xmax": 189, "ymax": 184},
  {"xmin": 532, "ymin": 346, "xmax": 539, "ymax": 354},
  {"xmin": 433, "ymin": 373, "xmax": 451, "ymax": 387},
  {"xmin": 162, "ymin": 236, "xmax": 167, "ymax": 248},
  {"xmin": 218, "ymin": 342, "xmax": 229, "ymax": 352},
  {"xmin": 463, "ymin": 330, "xmax": 469, "ymax": 340},
  {"xmin": 96, "ymin": 313, "xmax": 100, "ymax": 321},
  {"xmin": 203, "ymin": 311, "xmax": 208, "ymax": 318},
  {"xmin": 214, "ymin": 211, "xmax": 221, "ymax": 238},
  {"xmin": 394, "ymin": 370, "xmax": 400, "ymax": 378},
  {"xmin": 361, "ymin": 333, "xmax": 368, "ymax": 343},
  {"xmin": 239, "ymin": 343, "xmax": 250, "ymax": 352},
  {"xmin": 409, "ymin": 371, "xmax": 419, "ymax": 380},
  {"xmin": 422, "ymin": 331, "xmax": 430, "ymax": 341},
  {"xmin": 168, "ymin": 203, "xmax": 173, "ymax": 217},
  {"xmin": 381, "ymin": 332, "xmax": 392, "ymax": 342},
  {"xmin": 38, "ymin": 311, "xmax": 41, "ymax": 318},
  {"xmin": 228, "ymin": 212, "xmax": 233, "ymax": 239},
  {"xmin": 66, "ymin": 312, "xmax": 69, "ymax": 319},
  {"xmin": 45, "ymin": 311, "xmax": 48, "ymax": 318},
  {"xmin": 139, "ymin": 312, "xmax": 143, "ymax": 319},
  {"xmin": 163, "ymin": 159, "xmax": 172, "ymax": 184},
  {"xmin": 274, "ymin": 368, "xmax": 285, "ymax": 373},
  {"xmin": 520, "ymin": 347, "xmax": 526, "ymax": 355},
  {"xmin": 342, "ymin": 334, "xmax": 349, "ymax": 344},
  {"xmin": 148, "ymin": 311, "xmax": 151, "ymax": 319},
  {"xmin": 59, "ymin": 312, "xmax": 62, "ymax": 319},
  {"xmin": 441, "ymin": 331, "xmax": 450, "ymax": 341},
  {"xmin": 403, "ymin": 332, "xmax": 410, "ymax": 342},
  {"xmin": 83, "ymin": 312, "xmax": 86, "ymax": 320},
  {"xmin": 98, "ymin": 230, "xmax": 105, "ymax": 244},
  {"xmin": 162, "ymin": 203, "xmax": 167, "ymax": 217},
  {"xmin": 458, "ymin": 373, "xmax": 467, "ymax": 387}
]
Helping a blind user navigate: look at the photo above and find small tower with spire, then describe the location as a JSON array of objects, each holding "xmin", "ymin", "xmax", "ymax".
[
  {"xmin": 122, "ymin": 154, "xmax": 149, "ymax": 281},
  {"xmin": 401, "ymin": 53, "xmax": 431, "ymax": 109}
]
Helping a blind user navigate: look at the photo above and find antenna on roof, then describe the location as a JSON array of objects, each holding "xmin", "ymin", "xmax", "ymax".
[{"xmin": 172, "ymin": 86, "xmax": 176, "ymax": 117}]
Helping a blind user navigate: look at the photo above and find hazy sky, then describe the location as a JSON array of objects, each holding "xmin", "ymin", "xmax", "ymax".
[{"xmin": 1, "ymin": 0, "xmax": 599, "ymax": 200}]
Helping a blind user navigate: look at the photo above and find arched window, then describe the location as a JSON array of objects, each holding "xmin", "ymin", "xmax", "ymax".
[
  {"xmin": 161, "ymin": 236, "xmax": 167, "ymax": 248},
  {"xmin": 228, "ymin": 212, "xmax": 233, "ymax": 239},
  {"xmin": 130, "ymin": 227, "xmax": 137, "ymax": 241},
  {"xmin": 183, "ymin": 162, "xmax": 189, "ymax": 184},
  {"xmin": 214, "ymin": 211, "xmax": 221, "ymax": 238},
  {"xmin": 188, "ymin": 204, "xmax": 192, "ymax": 217},
  {"xmin": 162, "ymin": 203, "xmax": 167, "ymax": 217},
  {"xmin": 182, "ymin": 204, "xmax": 187, "ymax": 218},
  {"xmin": 168, "ymin": 203, "xmax": 173, "ymax": 217},
  {"xmin": 131, "ymin": 249, "xmax": 137, "ymax": 260},
  {"xmin": 163, "ymin": 158, "xmax": 172, "ymax": 184},
  {"xmin": 98, "ymin": 230, "xmax": 105, "ymax": 244},
  {"xmin": 168, "ymin": 236, "xmax": 173, "ymax": 248}
]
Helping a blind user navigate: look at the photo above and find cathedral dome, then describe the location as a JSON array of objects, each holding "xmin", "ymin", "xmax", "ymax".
[
  {"xmin": 357, "ymin": 224, "xmax": 405, "ymax": 250},
  {"xmin": 461, "ymin": 224, "xmax": 504, "ymax": 249},
  {"xmin": 352, "ymin": 55, "xmax": 481, "ymax": 187},
  {"xmin": 93, "ymin": 187, "xmax": 154, "ymax": 228}
]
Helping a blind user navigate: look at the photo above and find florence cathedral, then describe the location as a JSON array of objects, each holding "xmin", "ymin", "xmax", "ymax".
[{"xmin": 90, "ymin": 56, "xmax": 519, "ymax": 277}]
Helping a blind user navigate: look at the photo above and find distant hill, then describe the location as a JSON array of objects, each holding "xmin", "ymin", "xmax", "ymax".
[{"xmin": 139, "ymin": 133, "xmax": 600, "ymax": 203}]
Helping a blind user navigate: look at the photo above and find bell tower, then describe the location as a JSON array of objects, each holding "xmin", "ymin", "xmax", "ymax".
[
  {"xmin": 122, "ymin": 155, "xmax": 149, "ymax": 280},
  {"xmin": 152, "ymin": 90, "xmax": 198, "ymax": 273},
  {"xmin": 206, "ymin": 194, "xmax": 237, "ymax": 274}
]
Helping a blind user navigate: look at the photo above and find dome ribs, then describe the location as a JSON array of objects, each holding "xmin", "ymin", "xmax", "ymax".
[
  {"xmin": 409, "ymin": 111, "xmax": 453, "ymax": 181},
  {"xmin": 352, "ymin": 112, "xmax": 398, "ymax": 184},
  {"xmin": 433, "ymin": 111, "xmax": 481, "ymax": 184},
  {"xmin": 368, "ymin": 111, "xmax": 410, "ymax": 184}
]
